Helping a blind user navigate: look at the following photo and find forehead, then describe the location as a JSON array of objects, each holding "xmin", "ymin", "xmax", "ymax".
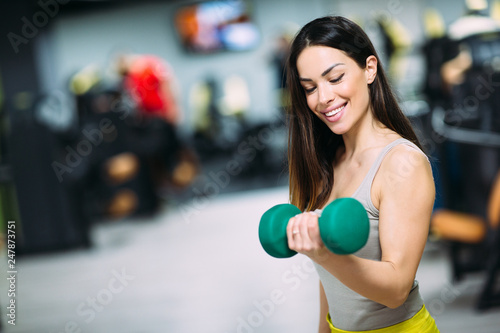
[{"xmin": 297, "ymin": 46, "xmax": 354, "ymax": 76}]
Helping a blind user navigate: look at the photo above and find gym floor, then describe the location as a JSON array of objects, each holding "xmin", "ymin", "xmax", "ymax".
[{"xmin": 2, "ymin": 185, "xmax": 500, "ymax": 332}]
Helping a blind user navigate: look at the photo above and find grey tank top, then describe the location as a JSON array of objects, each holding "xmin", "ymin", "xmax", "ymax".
[{"xmin": 314, "ymin": 138, "xmax": 427, "ymax": 331}]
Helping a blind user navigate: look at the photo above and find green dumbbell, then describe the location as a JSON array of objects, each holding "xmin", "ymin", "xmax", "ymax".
[{"xmin": 258, "ymin": 198, "xmax": 370, "ymax": 258}]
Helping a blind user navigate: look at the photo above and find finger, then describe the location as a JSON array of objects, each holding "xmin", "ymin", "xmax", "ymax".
[
  {"xmin": 287, "ymin": 215, "xmax": 296, "ymax": 232},
  {"xmin": 287, "ymin": 216, "xmax": 297, "ymax": 249},
  {"xmin": 289, "ymin": 214, "xmax": 304, "ymax": 232},
  {"xmin": 292, "ymin": 213, "xmax": 306, "ymax": 249},
  {"xmin": 298, "ymin": 212, "xmax": 317, "ymax": 248},
  {"xmin": 306, "ymin": 213, "xmax": 327, "ymax": 258},
  {"xmin": 306, "ymin": 212, "xmax": 322, "ymax": 244},
  {"xmin": 291, "ymin": 214, "xmax": 306, "ymax": 250}
]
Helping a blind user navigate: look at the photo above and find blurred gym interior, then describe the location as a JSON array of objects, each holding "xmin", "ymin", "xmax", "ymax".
[{"xmin": 0, "ymin": 0, "xmax": 500, "ymax": 332}]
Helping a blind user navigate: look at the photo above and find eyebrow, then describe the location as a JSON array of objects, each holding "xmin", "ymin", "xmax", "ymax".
[{"xmin": 299, "ymin": 62, "xmax": 345, "ymax": 82}]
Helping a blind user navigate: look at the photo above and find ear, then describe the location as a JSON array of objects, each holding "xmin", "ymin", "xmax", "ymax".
[{"xmin": 365, "ymin": 55, "xmax": 377, "ymax": 84}]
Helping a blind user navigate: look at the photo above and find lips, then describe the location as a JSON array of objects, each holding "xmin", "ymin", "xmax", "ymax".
[{"xmin": 322, "ymin": 102, "xmax": 347, "ymax": 121}]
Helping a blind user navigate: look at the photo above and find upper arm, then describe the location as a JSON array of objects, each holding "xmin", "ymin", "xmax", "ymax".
[{"xmin": 375, "ymin": 146, "xmax": 435, "ymax": 291}]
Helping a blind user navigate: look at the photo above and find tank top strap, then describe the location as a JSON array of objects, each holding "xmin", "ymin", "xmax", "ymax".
[
  {"xmin": 352, "ymin": 138, "xmax": 422, "ymax": 204},
  {"xmin": 366, "ymin": 138, "xmax": 415, "ymax": 183}
]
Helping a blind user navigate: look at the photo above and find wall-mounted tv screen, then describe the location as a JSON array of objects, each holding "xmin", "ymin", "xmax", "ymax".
[{"xmin": 173, "ymin": 0, "xmax": 260, "ymax": 54}]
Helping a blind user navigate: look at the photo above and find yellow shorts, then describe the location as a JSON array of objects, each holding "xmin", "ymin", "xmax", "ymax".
[{"xmin": 327, "ymin": 305, "xmax": 439, "ymax": 333}]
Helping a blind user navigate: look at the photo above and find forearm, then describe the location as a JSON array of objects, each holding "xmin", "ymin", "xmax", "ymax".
[{"xmin": 315, "ymin": 252, "xmax": 413, "ymax": 309}]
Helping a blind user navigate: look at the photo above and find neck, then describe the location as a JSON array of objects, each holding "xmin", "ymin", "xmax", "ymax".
[{"xmin": 341, "ymin": 108, "xmax": 388, "ymax": 159}]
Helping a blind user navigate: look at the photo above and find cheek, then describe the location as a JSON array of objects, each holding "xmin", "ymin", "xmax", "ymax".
[
  {"xmin": 346, "ymin": 82, "xmax": 369, "ymax": 106},
  {"xmin": 357, "ymin": 87, "xmax": 371, "ymax": 107},
  {"xmin": 339, "ymin": 80, "xmax": 358, "ymax": 98},
  {"xmin": 305, "ymin": 94, "xmax": 316, "ymax": 112}
]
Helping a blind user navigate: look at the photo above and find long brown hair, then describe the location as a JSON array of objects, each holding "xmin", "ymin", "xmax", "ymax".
[{"xmin": 286, "ymin": 16, "xmax": 422, "ymax": 211}]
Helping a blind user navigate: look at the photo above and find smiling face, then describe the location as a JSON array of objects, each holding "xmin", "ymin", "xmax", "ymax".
[{"xmin": 296, "ymin": 45, "xmax": 377, "ymax": 135}]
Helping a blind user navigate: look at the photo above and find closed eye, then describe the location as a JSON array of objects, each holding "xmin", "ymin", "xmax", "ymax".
[
  {"xmin": 330, "ymin": 73, "xmax": 344, "ymax": 83},
  {"xmin": 302, "ymin": 73, "xmax": 344, "ymax": 94}
]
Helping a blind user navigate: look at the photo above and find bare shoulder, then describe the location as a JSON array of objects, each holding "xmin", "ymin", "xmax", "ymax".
[
  {"xmin": 372, "ymin": 143, "xmax": 434, "ymax": 208},
  {"xmin": 379, "ymin": 143, "xmax": 434, "ymax": 193}
]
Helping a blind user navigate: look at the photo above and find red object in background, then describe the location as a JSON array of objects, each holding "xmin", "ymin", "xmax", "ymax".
[{"xmin": 124, "ymin": 55, "xmax": 179, "ymax": 124}]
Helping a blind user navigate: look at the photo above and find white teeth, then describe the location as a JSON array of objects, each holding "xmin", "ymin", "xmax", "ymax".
[{"xmin": 325, "ymin": 104, "xmax": 345, "ymax": 117}]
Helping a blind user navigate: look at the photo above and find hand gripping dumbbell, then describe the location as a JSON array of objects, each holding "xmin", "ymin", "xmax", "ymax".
[{"xmin": 258, "ymin": 198, "xmax": 370, "ymax": 258}]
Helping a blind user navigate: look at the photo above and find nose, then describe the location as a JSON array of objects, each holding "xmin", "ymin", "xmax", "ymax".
[{"xmin": 317, "ymin": 83, "xmax": 333, "ymax": 107}]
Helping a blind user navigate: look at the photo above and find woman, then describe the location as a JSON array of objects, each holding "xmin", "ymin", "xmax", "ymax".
[{"xmin": 284, "ymin": 16, "xmax": 439, "ymax": 332}]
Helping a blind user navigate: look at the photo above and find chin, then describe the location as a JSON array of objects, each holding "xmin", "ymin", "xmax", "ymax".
[{"xmin": 326, "ymin": 123, "xmax": 349, "ymax": 136}]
